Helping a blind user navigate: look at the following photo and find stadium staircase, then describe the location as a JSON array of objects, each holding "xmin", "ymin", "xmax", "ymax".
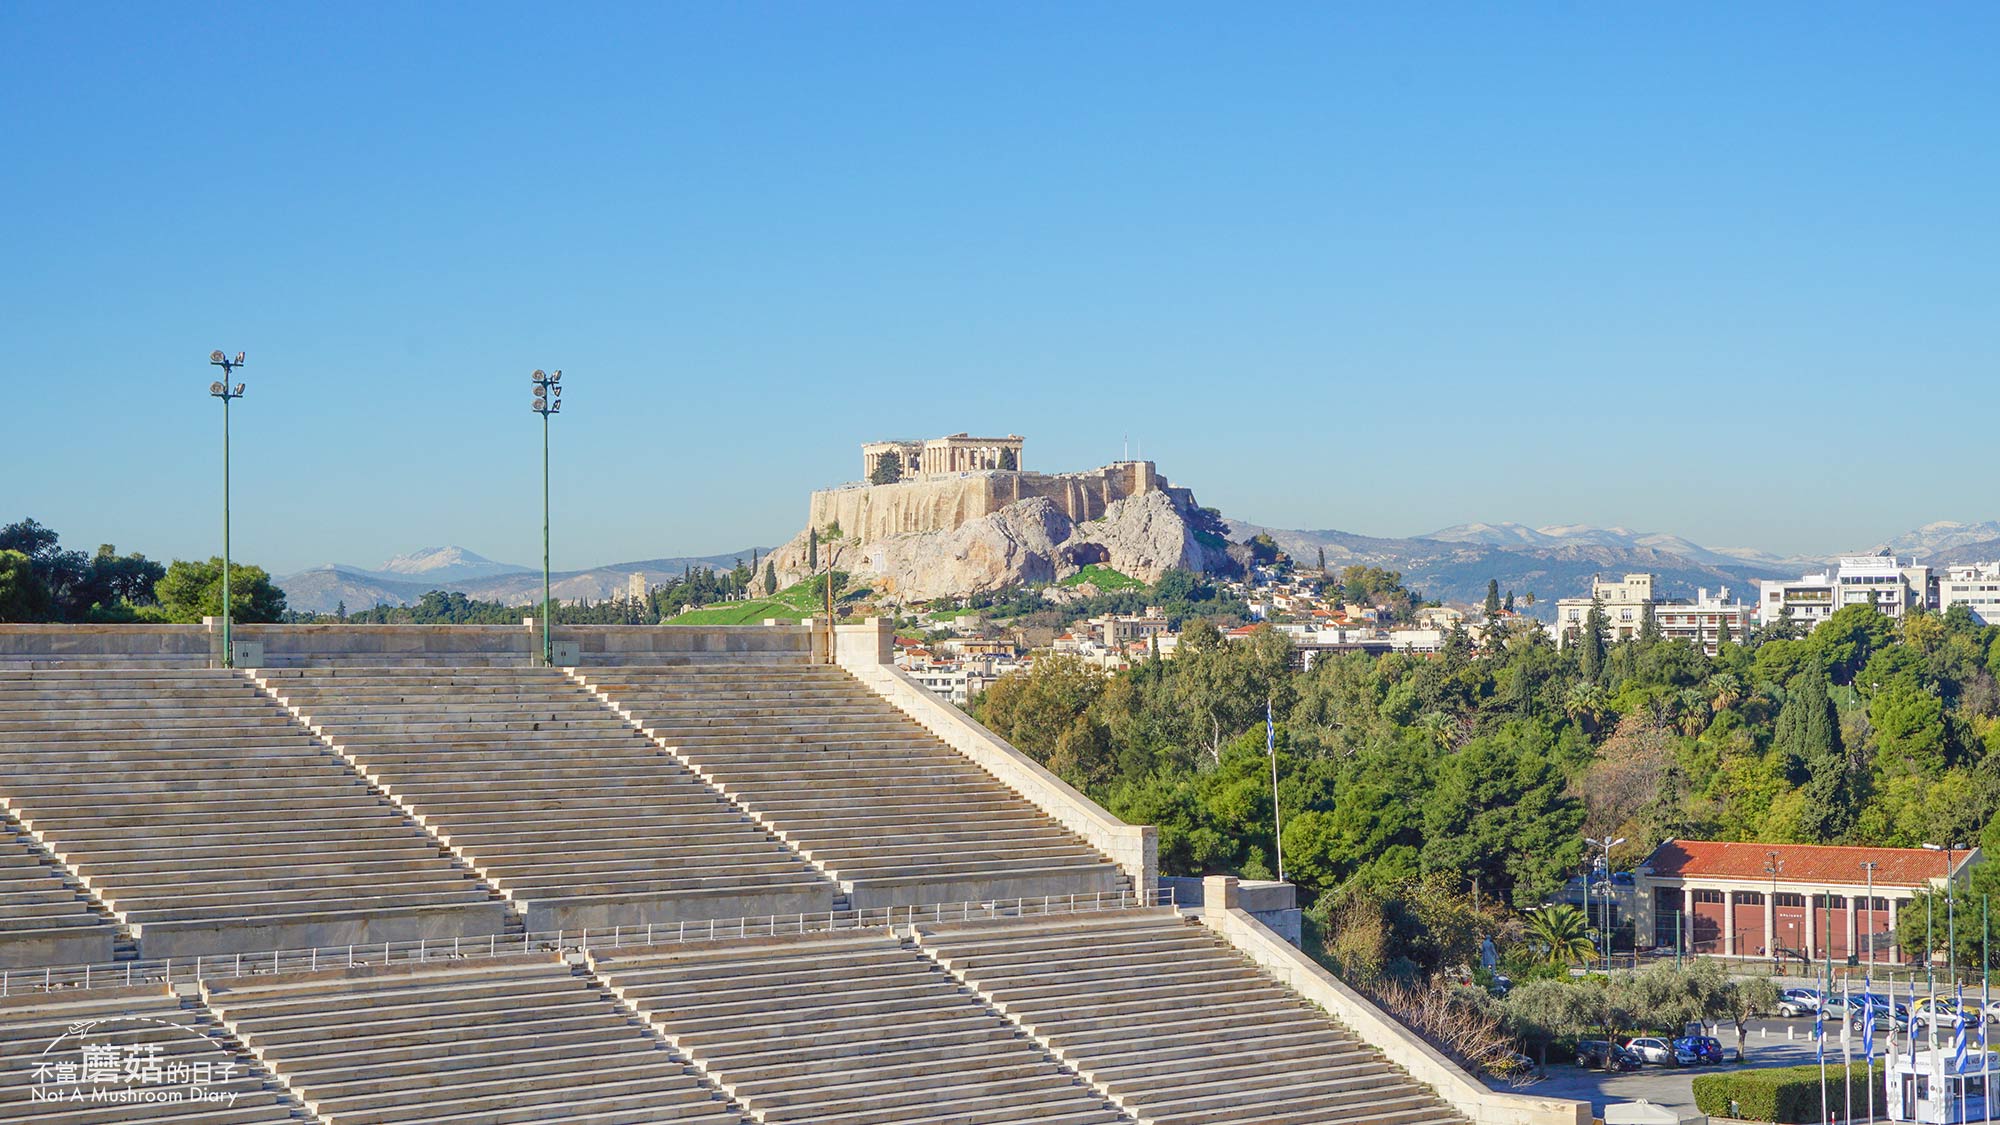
[
  {"xmin": 0, "ymin": 669, "xmax": 505, "ymax": 960},
  {"xmin": 576, "ymin": 664, "xmax": 1129, "ymax": 909},
  {"xmin": 252, "ymin": 667, "xmax": 843, "ymax": 933}
]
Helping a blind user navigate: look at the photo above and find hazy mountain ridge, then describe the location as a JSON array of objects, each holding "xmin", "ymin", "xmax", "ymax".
[{"xmin": 278, "ymin": 547, "xmax": 768, "ymax": 613}]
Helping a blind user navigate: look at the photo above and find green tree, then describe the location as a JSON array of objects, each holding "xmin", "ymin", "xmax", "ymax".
[
  {"xmin": 1580, "ymin": 599, "xmax": 1609, "ymax": 682},
  {"xmin": 153, "ymin": 558, "xmax": 288, "ymax": 624},
  {"xmin": 0, "ymin": 550, "xmax": 51, "ymax": 622},
  {"xmin": 1419, "ymin": 729, "xmax": 1585, "ymax": 904},
  {"xmin": 1483, "ymin": 579, "xmax": 1502, "ymax": 619},
  {"xmin": 997, "ymin": 447, "xmax": 1017, "ymax": 471},
  {"xmin": 1503, "ymin": 590, "xmax": 1515, "ymax": 614},
  {"xmin": 807, "ymin": 528, "xmax": 819, "ymax": 571},
  {"xmin": 1814, "ymin": 604, "xmax": 1897, "ymax": 685},
  {"xmin": 1505, "ymin": 978, "xmax": 1596, "ymax": 1071},
  {"xmin": 1521, "ymin": 904, "xmax": 1596, "ymax": 967},
  {"xmin": 869, "ymin": 456, "xmax": 902, "ymax": 485},
  {"xmin": 1725, "ymin": 976, "xmax": 1781, "ymax": 1060},
  {"xmin": 1772, "ymin": 663, "xmax": 1853, "ymax": 840},
  {"xmin": 763, "ymin": 562, "xmax": 778, "ymax": 596}
]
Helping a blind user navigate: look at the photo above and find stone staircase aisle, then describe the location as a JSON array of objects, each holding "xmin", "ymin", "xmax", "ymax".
[
  {"xmin": 913, "ymin": 909, "xmax": 1470, "ymax": 1125},
  {"xmin": 577, "ymin": 664, "xmax": 1128, "ymax": 910},
  {"xmin": 0, "ymin": 668, "xmax": 506, "ymax": 961},
  {"xmin": 587, "ymin": 928, "xmax": 1137, "ymax": 1125},
  {"xmin": 254, "ymin": 667, "xmax": 841, "ymax": 934}
]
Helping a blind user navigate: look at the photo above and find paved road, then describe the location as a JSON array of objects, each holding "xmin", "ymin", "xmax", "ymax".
[{"xmin": 1490, "ymin": 1018, "xmax": 1881, "ymax": 1115}]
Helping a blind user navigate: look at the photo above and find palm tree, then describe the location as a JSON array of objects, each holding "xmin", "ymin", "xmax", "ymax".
[{"xmin": 1524, "ymin": 904, "xmax": 1597, "ymax": 968}]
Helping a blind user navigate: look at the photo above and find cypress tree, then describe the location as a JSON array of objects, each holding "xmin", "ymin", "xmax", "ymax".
[
  {"xmin": 1774, "ymin": 663, "xmax": 1852, "ymax": 840},
  {"xmin": 808, "ymin": 528, "xmax": 819, "ymax": 571},
  {"xmin": 1580, "ymin": 598, "xmax": 1608, "ymax": 683},
  {"xmin": 1484, "ymin": 579, "xmax": 1502, "ymax": 618}
]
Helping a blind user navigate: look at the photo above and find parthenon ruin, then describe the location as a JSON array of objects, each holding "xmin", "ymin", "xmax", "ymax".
[{"xmin": 862, "ymin": 433, "xmax": 1024, "ymax": 480}]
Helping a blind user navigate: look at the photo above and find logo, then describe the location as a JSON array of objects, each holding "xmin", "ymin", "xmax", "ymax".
[{"xmin": 30, "ymin": 1017, "xmax": 244, "ymax": 1109}]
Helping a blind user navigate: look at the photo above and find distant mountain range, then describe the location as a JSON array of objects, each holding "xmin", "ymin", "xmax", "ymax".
[
  {"xmin": 277, "ymin": 516, "xmax": 2000, "ymax": 618},
  {"xmin": 1223, "ymin": 517, "xmax": 2000, "ymax": 617},
  {"xmin": 277, "ymin": 547, "xmax": 769, "ymax": 614}
]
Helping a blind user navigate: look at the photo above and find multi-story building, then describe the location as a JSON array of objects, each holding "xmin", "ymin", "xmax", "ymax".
[
  {"xmin": 1938, "ymin": 562, "xmax": 2000, "ymax": 625},
  {"xmin": 1758, "ymin": 555, "xmax": 1934, "ymax": 629},
  {"xmin": 1651, "ymin": 587, "xmax": 1755, "ymax": 655},
  {"xmin": 1554, "ymin": 573, "xmax": 1655, "ymax": 647}
]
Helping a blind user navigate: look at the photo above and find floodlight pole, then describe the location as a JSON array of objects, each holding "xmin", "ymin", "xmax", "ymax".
[
  {"xmin": 208, "ymin": 352, "xmax": 246, "ymax": 667},
  {"xmin": 530, "ymin": 370, "xmax": 563, "ymax": 665}
]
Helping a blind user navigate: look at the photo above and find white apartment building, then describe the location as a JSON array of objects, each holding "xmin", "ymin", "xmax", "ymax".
[
  {"xmin": 1939, "ymin": 562, "xmax": 2000, "ymax": 625},
  {"xmin": 1651, "ymin": 587, "xmax": 1755, "ymax": 655},
  {"xmin": 1554, "ymin": 573, "xmax": 1655, "ymax": 647},
  {"xmin": 1757, "ymin": 555, "xmax": 1934, "ymax": 629}
]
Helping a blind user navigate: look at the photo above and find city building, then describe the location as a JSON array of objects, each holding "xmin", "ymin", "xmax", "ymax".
[
  {"xmin": 625, "ymin": 573, "xmax": 649, "ymax": 604},
  {"xmin": 1554, "ymin": 573, "xmax": 1655, "ymax": 647},
  {"xmin": 1650, "ymin": 587, "xmax": 1755, "ymax": 655},
  {"xmin": 1632, "ymin": 839, "xmax": 1978, "ymax": 962},
  {"xmin": 861, "ymin": 433, "xmax": 1025, "ymax": 480},
  {"xmin": 1757, "ymin": 555, "xmax": 1935, "ymax": 629},
  {"xmin": 1938, "ymin": 562, "xmax": 2000, "ymax": 625}
]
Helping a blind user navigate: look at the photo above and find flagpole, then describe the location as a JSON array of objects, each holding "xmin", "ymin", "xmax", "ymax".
[
  {"xmin": 1844, "ymin": 980, "xmax": 1855, "ymax": 1125},
  {"xmin": 1822, "ymin": 889, "xmax": 1831, "ymax": 1125},
  {"xmin": 1982, "ymin": 893, "xmax": 1991, "ymax": 1125},
  {"xmin": 1266, "ymin": 696, "xmax": 1284, "ymax": 883}
]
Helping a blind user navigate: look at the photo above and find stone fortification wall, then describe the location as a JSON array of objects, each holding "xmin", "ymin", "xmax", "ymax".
[{"xmin": 807, "ymin": 462, "xmax": 1164, "ymax": 544}]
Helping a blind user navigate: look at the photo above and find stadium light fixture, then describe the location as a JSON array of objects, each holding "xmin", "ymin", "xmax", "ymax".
[
  {"xmin": 531, "ymin": 369, "xmax": 566, "ymax": 665},
  {"xmin": 208, "ymin": 350, "xmax": 247, "ymax": 667}
]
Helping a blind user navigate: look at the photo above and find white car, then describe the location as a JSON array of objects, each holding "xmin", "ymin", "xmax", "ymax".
[{"xmin": 1624, "ymin": 1037, "xmax": 1696, "ymax": 1067}]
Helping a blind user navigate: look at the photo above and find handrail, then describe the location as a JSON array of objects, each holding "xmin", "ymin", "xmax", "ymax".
[{"xmin": 0, "ymin": 885, "xmax": 1178, "ymax": 997}]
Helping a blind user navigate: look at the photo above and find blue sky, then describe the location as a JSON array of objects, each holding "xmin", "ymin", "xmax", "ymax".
[{"xmin": 4, "ymin": 4, "xmax": 1994, "ymax": 573}]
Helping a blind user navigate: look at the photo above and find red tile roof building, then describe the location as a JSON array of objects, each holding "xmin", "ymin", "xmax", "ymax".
[{"xmin": 1636, "ymin": 839, "xmax": 1979, "ymax": 963}]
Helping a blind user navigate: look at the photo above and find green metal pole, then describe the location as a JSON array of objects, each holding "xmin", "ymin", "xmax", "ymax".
[
  {"xmin": 222, "ymin": 393, "xmax": 232, "ymax": 668},
  {"xmin": 542, "ymin": 409, "xmax": 552, "ymax": 666}
]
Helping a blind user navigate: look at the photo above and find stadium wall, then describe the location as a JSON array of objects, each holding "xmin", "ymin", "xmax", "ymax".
[
  {"xmin": 0, "ymin": 623, "xmax": 815, "ymax": 667},
  {"xmin": 832, "ymin": 618, "xmax": 1159, "ymax": 892},
  {"xmin": 1199, "ymin": 876, "xmax": 1591, "ymax": 1125}
]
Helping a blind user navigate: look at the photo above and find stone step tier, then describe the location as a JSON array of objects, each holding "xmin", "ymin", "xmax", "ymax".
[
  {"xmin": 915, "ymin": 909, "xmax": 1470, "ymax": 1125},
  {"xmin": 200, "ymin": 958, "xmax": 752, "ymax": 1125},
  {"xmin": 0, "ymin": 669, "xmax": 507, "ymax": 961},
  {"xmin": 587, "ymin": 929, "xmax": 1136, "ymax": 1125},
  {"xmin": 254, "ymin": 667, "xmax": 842, "ymax": 933},
  {"xmin": 580, "ymin": 664, "xmax": 1129, "ymax": 908}
]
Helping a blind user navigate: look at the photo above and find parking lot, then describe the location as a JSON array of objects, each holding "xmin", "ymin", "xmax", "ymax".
[{"xmin": 1490, "ymin": 1017, "xmax": 1875, "ymax": 1115}]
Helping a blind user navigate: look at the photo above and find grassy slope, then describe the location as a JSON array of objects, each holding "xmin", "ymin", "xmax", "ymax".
[
  {"xmin": 666, "ymin": 582, "xmax": 831, "ymax": 626},
  {"xmin": 1060, "ymin": 564, "xmax": 1145, "ymax": 591}
]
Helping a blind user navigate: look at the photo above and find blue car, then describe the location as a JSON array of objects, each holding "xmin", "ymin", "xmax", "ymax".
[{"xmin": 1673, "ymin": 1035, "xmax": 1724, "ymax": 1065}]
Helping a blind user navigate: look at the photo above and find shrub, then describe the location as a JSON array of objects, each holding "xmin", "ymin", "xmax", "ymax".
[{"xmin": 1691, "ymin": 1062, "xmax": 1882, "ymax": 1123}]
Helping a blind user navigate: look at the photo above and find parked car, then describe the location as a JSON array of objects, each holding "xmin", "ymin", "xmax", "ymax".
[
  {"xmin": 1910, "ymin": 996, "xmax": 1972, "ymax": 1030},
  {"xmin": 1985, "ymin": 998, "xmax": 2000, "ymax": 1025},
  {"xmin": 1575, "ymin": 1040, "xmax": 1640, "ymax": 1070},
  {"xmin": 1673, "ymin": 1035, "xmax": 1725, "ymax": 1065},
  {"xmin": 1777, "ymin": 988, "xmax": 1826, "ymax": 1017},
  {"xmin": 1624, "ymin": 1037, "xmax": 1697, "ymax": 1066},
  {"xmin": 1848, "ymin": 999, "xmax": 1910, "ymax": 1032}
]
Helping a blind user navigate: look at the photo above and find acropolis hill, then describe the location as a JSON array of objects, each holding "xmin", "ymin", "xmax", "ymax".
[{"xmin": 764, "ymin": 435, "xmax": 1232, "ymax": 601}]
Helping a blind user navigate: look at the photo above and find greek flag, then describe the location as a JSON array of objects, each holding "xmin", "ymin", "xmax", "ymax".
[
  {"xmin": 1265, "ymin": 699, "xmax": 1275, "ymax": 757},
  {"xmin": 1815, "ymin": 1002, "xmax": 1825, "ymax": 1065},
  {"xmin": 1862, "ymin": 991, "xmax": 1876, "ymax": 1060},
  {"xmin": 1955, "ymin": 991, "xmax": 1970, "ymax": 1072}
]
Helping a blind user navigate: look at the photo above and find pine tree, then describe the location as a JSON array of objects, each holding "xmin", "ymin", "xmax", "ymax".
[
  {"xmin": 1317, "ymin": 546, "xmax": 1327, "ymax": 575},
  {"xmin": 336, "ymin": 599, "xmax": 346, "ymax": 621},
  {"xmin": 1483, "ymin": 579, "xmax": 1502, "ymax": 619},
  {"xmin": 1503, "ymin": 590, "xmax": 1515, "ymax": 613},
  {"xmin": 997, "ymin": 447, "xmax": 1018, "ymax": 471},
  {"xmin": 869, "ymin": 456, "xmax": 903, "ymax": 485},
  {"xmin": 1717, "ymin": 617, "xmax": 1733, "ymax": 647},
  {"xmin": 1639, "ymin": 601, "xmax": 1661, "ymax": 645},
  {"xmin": 763, "ymin": 562, "xmax": 777, "ymax": 596},
  {"xmin": 808, "ymin": 529, "xmax": 819, "ymax": 571}
]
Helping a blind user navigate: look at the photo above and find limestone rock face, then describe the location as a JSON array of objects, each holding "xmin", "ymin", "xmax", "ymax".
[
  {"xmin": 857, "ymin": 498, "xmax": 1072, "ymax": 600},
  {"xmin": 1070, "ymin": 489, "xmax": 1217, "ymax": 581},
  {"xmin": 761, "ymin": 462, "xmax": 1234, "ymax": 602}
]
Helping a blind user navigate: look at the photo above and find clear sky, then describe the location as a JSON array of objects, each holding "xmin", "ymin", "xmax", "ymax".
[{"xmin": 4, "ymin": 4, "xmax": 1994, "ymax": 574}]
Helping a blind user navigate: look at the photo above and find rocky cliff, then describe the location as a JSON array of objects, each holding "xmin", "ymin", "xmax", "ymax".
[{"xmin": 764, "ymin": 465, "xmax": 1232, "ymax": 601}]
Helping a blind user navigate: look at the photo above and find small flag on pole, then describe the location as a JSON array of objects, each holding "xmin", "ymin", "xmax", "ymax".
[
  {"xmin": 1816, "ymin": 1001, "xmax": 1825, "ymax": 1066},
  {"xmin": 1266, "ymin": 699, "xmax": 1275, "ymax": 757}
]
